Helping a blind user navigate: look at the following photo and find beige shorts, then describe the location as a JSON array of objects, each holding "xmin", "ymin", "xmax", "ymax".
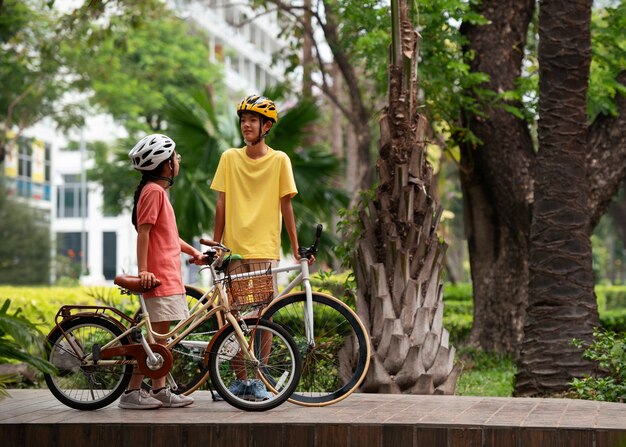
[{"xmin": 143, "ymin": 294, "xmax": 189, "ymax": 323}]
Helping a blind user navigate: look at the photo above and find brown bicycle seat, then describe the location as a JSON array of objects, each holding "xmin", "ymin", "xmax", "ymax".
[{"xmin": 114, "ymin": 275, "xmax": 161, "ymax": 293}]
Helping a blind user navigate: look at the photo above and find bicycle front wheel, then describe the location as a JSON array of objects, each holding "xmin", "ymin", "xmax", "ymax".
[
  {"xmin": 44, "ymin": 316, "xmax": 132, "ymax": 410},
  {"xmin": 208, "ymin": 318, "xmax": 301, "ymax": 411},
  {"xmin": 261, "ymin": 292, "xmax": 371, "ymax": 406}
]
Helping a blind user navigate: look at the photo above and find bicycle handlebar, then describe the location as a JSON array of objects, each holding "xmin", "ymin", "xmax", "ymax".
[
  {"xmin": 194, "ymin": 224, "xmax": 322, "ymax": 265},
  {"xmin": 298, "ymin": 224, "xmax": 323, "ymax": 260}
]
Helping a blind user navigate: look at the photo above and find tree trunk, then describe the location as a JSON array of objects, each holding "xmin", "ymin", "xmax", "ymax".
[
  {"xmin": 587, "ymin": 72, "xmax": 626, "ymax": 228},
  {"xmin": 355, "ymin": 0, "xmax": 459, "ymax": 395},
  {"xmin": 459, "ymin": 0, "xmax": 536, "ymax": 355},
  {"xmin": 515, "ymin": 0, "xmax": 599, "ymax": 396}
]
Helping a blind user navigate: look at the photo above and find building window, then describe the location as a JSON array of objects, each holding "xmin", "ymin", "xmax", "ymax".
[
  {"xmin": 57, "ymin": 174, "xmax": 88, "ymax": 218},
  {"xmin": 5, "ymin": 136, "xmax": 51, "ymax": 201},
  {"xmin": 103, "ymin": 232, "xmax": 117, "ymax": 280}
]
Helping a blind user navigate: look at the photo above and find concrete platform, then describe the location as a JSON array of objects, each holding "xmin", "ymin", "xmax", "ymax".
[{"xmin": 1, "ymin": 390, "xmax": 625, "ymax": 446}]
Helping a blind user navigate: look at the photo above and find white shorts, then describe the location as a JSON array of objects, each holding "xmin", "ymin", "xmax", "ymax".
[{"xmin": 143, "ymin": 294, "xmax": 189, "ymax": 323}]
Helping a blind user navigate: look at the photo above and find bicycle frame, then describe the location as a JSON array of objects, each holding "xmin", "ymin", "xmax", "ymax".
[
  {"xmin": 269, "ymin": 258, "xmax": 316, "ymax": 346},
  {"xmin": 190, "ymin": 256, "xmax": 317, "ymax": 347},
  {"xmin": 53, "ymin": 261, "xmax": 263, "ymax": 390}
]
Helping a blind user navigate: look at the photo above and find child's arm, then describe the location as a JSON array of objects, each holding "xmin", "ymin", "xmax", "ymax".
[
  {"xmin": 213, "ymin": 191, "xmax": 226, "ymax": 243},
  {"xmin": 137, "ymin": 223, "xmax": 158, "ymax": 288},
  {"xmin": 180, "ymin": 238, "xmax": 204, "ymax": 264}
]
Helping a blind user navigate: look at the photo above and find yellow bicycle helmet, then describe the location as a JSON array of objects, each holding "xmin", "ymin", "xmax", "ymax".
[{"xmin": 236, "ymin": 95, "xmax": 279, "ymax": 123}]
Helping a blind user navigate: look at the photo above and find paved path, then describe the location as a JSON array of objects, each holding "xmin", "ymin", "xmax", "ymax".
[{"xmin": 1, "ymin": 390, "xmax": 625, "ymax": 446}]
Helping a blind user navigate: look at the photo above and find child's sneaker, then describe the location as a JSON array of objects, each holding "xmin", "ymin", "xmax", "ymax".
[
  {"xmin": 119, "ymin": 389, "xmax": 163, "ymax": 410},
  {"xmin": 151, "ymin": 388, "xmax": 194, "ymax": 408}
]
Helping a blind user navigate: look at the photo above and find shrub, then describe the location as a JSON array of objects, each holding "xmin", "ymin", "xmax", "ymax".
[
  {"xmin": 570, "ymin": 328, "xmax": 626, "ymax": 402},
  {"xmin": 596, "ymin": 285, "xmax": 626, "ymax": 311},
  {"xmin": 600, "ymin": 309, "xmax": 626, "ymax": 333},
  {"xmin": 0, "ymin": 286, "xmax": 124, "ymax": 329}
]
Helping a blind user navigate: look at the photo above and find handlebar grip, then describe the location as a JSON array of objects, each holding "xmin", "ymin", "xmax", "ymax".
[{"xmin": 299, "ymin": 224, "xmax": 323, "ymax": 259}]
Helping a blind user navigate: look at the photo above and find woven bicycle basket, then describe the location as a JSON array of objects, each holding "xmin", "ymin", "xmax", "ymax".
[{"xmin": 226, "ymin": 262, "xmax": 274, "ymax": 311}]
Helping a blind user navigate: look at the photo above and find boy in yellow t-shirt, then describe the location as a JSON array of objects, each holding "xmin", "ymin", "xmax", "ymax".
[
  {"xmin": 211, "ymin": 94, "xmax": 311, "ymax": 263},
  {"xmin": 210, "ymin": 95, "xmax": 313, "ymax": 400}
]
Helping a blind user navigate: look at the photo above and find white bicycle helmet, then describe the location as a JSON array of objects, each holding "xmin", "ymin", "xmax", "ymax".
[{"xmin": 129, "ymin": 134, "xmax": 176, "ymax": 171}]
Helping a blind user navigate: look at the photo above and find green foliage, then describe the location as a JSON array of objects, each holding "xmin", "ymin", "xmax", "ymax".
[
  {"xmin": 588, "ymin": 1, "xmax": 626, "ymax": 121},
  {"xmin": 0, "ymin": 285, "xmax": 114, "ymax": 328},
  {"xmin": 570, "ymin": 328, "xmax": 626, "ymax": 402},
  {"xmin": 455, "ymin": 347, "xmax": 516, "ymax": 396},
  {"xmin": 443, "ymin": 283, "xmax": 474, "ymax": 344},
  {"xmin": 309, "ymin": 270, "xmax": 356, "ymax": 308},
  {"xmin": 57, "ymin": 0, "xmax": 222, "ymax": 134},
  {"xmin": 0, "ymin": 0, "xmax": 83, "ymax": 147},
  {"xmin": 335, "ymin": 186, "xmax": 376, "ymax": 269},
  {"xmin": 0, "ymin": 299, "xmax": 57, "ymax": 393},
  {"xmin": 0, "ymin": 187, "xmax": 50, "ymax": 285}
]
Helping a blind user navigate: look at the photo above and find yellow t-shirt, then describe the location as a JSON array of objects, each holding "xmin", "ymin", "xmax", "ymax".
[{"xmin": 211, "ymin": 146, "xmax": 297, "ymax": 259}]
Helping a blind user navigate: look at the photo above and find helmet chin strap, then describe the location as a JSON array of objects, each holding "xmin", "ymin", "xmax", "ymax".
[{"xmin": 150, "ymin": 174, "xmax": 174, "ymax": 187}]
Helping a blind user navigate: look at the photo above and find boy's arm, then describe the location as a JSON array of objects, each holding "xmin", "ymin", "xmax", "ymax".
[
  {"xmin": 213, "ymin": 191, "xmax": 226, "ymax": 242},
  {"xmin": 280, "ymin": 195, "xmax": 301, "ymax": 261}
]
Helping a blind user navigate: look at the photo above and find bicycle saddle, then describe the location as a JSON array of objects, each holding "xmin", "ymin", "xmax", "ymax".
[{"xmin": 114, "ymin": 275, "xmax": 161, "ymax": 293}]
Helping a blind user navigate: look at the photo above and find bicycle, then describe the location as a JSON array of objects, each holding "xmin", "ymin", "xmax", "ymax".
[
  {"xmin": 43, "ymin": 246, "xmax": 302, "ymax": 412},
  {"xmin": 168, "ymin": 224, "xmax": 371, "ymax": 407}
]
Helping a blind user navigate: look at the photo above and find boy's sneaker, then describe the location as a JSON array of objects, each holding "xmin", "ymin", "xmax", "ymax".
[
  {"xmin": 248, "ymin": 379, "xmax": 272, "ymax": 401},
  {"xmin": 151, "ymin": 388, "xmax": 194, "ymax": 408},
  {"xmin": 119, "ymin": 389, "xmax": 163, "ymax": 410},
  {"xmin": 215, "ymin": 379, "xmax": 271, "ymax": 401}
]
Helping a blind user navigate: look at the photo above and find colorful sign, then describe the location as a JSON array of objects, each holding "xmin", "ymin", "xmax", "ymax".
[
  {"xmin": 4, "ymin": 131, "xmax": 17, "ymax": 178},
  {"xmin": 32, "ymin": 139, "xmax": 45, "ymax": 183}
]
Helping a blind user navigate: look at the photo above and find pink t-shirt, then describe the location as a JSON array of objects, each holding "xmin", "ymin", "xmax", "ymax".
[{"xmin": 136, "ymin": 182, "xmax": 184, "ymax": 299}]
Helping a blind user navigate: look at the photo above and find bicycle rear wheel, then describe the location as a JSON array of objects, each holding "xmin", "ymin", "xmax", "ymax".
[
  {"xmin": 261, "ymin": 292, "xmax": 371, "ymax": 406},
  {"xmin": 44, "ymin": 316, "xmax": 132, "ymax": 410},
  {"xmin": 208, "ymin": 318, "xmax": 301, "ymax": 411}
]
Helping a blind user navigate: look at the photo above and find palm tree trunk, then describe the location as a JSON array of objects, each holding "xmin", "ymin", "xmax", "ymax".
[
  {"xmin": 515, "ymin": 0, "xmax": 599, "ymax": 396},
  {"xmin": 354, "ymin": 0, "xmax": 459, "ymax": 395}
]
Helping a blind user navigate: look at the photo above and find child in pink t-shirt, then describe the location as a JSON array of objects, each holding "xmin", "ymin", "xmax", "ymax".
[{"xmin": 120, "ymin": 134, "xmax": 204, "ymax": 410}]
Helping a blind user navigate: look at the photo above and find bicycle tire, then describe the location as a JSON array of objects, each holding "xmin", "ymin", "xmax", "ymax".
[
  {"xmin": 138, "ymin": 285, "xmax": 222, "ymax": 395},
  {"xmin": 208, "ymin": 318, "xmax": 302, "ymax": 411},
  {"xmin": 261, "ymin": 292, "xmax": 371, "ymax": 406},
  {"xmin": 44, "ymin": 316, "xmax": 132, "ymax": 410}
]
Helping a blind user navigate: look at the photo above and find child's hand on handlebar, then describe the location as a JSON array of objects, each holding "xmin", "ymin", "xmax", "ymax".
[{"xmin": 188, "ymin": 250, "xmax": 206, "ymax": 265}]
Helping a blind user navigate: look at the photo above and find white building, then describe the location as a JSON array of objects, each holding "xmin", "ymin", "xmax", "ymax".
[{"xmin": 8, "ymin": 0, "xmax": 288, "ymax": 285}]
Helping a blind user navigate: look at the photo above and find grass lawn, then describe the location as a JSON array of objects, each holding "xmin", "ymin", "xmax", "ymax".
[{"xmin": 455, "ymin": 347, "xmax": 516, "ymax": 397}]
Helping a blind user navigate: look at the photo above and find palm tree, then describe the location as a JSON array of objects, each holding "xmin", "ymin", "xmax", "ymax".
[
  {"xmin": 352, "ymin": 0, "xmax": 459, "ymax": 394},
  {"xmin": 164, "ymin": 87, "xmax": 349, "ymax": 261}
]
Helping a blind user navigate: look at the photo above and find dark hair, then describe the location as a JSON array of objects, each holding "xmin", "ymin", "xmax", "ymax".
[{"xmin": 131, "ymin": 157, "xmax": 171, "ymax": 229}]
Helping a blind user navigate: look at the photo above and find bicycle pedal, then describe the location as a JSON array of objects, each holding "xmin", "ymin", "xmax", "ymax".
[{"xmin": 131, "ymin": 327, "xmax": 142, "ymax": 342}]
